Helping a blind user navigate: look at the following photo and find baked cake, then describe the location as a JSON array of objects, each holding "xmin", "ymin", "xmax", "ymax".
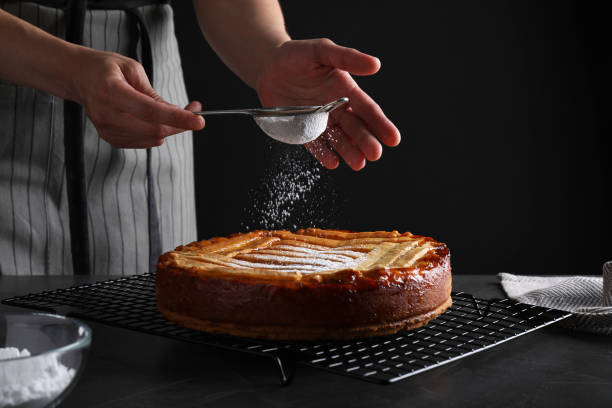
[{"xmin": 156, "ymin": 228, "xmax": 452, "ymax": 340}]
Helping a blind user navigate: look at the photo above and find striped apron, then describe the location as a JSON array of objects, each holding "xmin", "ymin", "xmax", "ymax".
[{"xmin": 0, "ymin": 0, "xmax": 197, "ymax": 275}]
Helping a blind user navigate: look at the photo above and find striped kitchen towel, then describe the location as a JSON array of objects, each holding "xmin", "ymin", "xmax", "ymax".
[{"xmin": 499, "ymin": 262, "xmax": 612, "ymax": 335}]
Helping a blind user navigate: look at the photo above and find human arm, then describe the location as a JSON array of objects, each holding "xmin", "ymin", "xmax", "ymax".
[
  {"xmin": 0, "ymin": 8, "xmax": 204, "ymax": 148},
  {"xmin": 193, "ymin": 0, "xmax": 290, "ymax": 89},
  {"xmin": 193, "ymin": 0, "xmax": 400, "ymax": 170}
]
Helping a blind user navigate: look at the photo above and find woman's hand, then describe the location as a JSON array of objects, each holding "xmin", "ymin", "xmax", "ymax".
[
  {"xmin": 0, "ymin": 10, "xmax": 202, "ymax": 148},
  {"xmin": 70, "ymin": 49, "xmax": 205, "ymax": 148},
  {"xmin": 256, "ymin": 39, "xmax": 400, "ymax": 170}
]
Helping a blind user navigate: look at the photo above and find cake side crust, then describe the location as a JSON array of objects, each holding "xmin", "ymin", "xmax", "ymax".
[{"xmin": 157, "ymin": 296, "xmax": 453, "ymax": 340}]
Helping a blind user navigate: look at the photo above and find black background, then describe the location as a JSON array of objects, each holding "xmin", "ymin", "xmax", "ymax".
[{"xmin": 172, "ymin": 1, "xmax": 610, "ymax": 275}]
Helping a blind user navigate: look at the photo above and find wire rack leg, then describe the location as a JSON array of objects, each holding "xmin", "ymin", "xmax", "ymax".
[{"xmin": 273, "ymin": 353, "xmax": 296, "ymax": 386}]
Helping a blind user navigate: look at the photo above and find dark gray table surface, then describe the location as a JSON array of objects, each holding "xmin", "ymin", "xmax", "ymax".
[{"xmin": 1, "ymin": 275, "xmax": 610, "ymax": 408}]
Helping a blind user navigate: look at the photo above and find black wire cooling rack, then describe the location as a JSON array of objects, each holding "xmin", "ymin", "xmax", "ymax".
[{"xmin": 2, "ymin": 273, "xmax": 570, "ymax": 385}]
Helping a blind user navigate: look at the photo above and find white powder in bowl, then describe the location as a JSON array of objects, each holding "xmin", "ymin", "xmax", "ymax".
[
  {"xmin": 254, "ymin": 112, "xmax": 328, "ymax": 145},
  {"xmin": 0, "ymin": 347, "xmax": 75, "ymax": 407}
]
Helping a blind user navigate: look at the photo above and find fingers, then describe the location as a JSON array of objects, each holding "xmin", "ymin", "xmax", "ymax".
[
  {"xmin": 100, "ymin": 115, "xmax": 170, "ymax": 148},
  {"xmin": 184, "ymin": 101, "xmax": 202, "ymax": 113},
  {"xmin": 307, "ymin": 112, "xmax": 393, "ymax": 171},
  {"xmin": 305, "ymin": 137, "xmax": 340, "ymax": 169},
  {"xmin": 313, "ymin": 38, "xmax": 380, "ymax": 76},
  {"xmin": 121, "ymin": 60, "xmax": 161, "ymax": 100},
  {"xmin": 336, "ymin": 110, "xmax": 382, "ymax": 161},
  {"xmin": 95, "ymin": 110, "xmax": 197, "ymax": 149},
  {"xmin": 114, "ymin": 61, "xmax": 204, "ymax": 130},
  {"xmin": 322, "ymin": 126, "xmax": 366, "ymax": 171},
  {"xmin": 311, "ymin": 38, "xmax": 400, "ymax": 148},
  {"xmin": 183, "ymin": 100, "xmax": 205, "ymax": 127},
  {"xmin": 112, "ymin": 80, "xmax": 204, "ymax": 131},
  {"xmin": 345, "ymin": 86, "xmax": 401, "ymax": 147}
]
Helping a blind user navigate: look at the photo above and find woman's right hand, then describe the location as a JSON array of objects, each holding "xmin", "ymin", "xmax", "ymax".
[
  {"xmin": 0, "ymin": 10, "xmax": 202, "ymax": 148},
  {"xmin": 69, "ymin": 48, "xmax": 205, "ymax": 148}
]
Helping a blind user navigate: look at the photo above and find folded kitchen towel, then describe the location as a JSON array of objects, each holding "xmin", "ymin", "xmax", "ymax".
[{"xmin": 499, "ymin": 261, "xmax": 612, "ymax": 335}]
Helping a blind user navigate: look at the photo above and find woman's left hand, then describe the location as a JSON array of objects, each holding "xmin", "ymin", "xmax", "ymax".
[{"xmin": 256, "ymin": 38, "xmax": 401, "ymax": 170}]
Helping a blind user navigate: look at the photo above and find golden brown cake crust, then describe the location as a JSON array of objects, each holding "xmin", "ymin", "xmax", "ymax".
[
  {"xmin": 158, "ymin": 297, "xmax": 453, "ymax": 340},
  {"xmin": 156, "ymin": 228, "xmax": 452, "ymax": 340}
]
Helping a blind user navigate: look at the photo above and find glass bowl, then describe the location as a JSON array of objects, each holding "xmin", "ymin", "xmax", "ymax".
[{"xmin": 0, "ymin": 312, "xmax": 92, "ymax": 408}]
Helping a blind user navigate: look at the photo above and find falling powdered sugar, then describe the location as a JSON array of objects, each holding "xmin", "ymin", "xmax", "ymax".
[{"xmin": 242, "ymin": 145, "xmax": 341, "ymax": 231}]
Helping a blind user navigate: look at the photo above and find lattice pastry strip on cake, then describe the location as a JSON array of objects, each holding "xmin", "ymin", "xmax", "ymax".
[{"xmin": 162, "ymin": 228, "xmax": 439, "ymax": 278}]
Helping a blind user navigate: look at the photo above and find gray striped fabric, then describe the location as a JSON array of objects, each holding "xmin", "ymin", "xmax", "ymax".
[
  {"xmin": 499, "ymin": 262, "xmax": 612, "ymax": 335},
  {"xmin": 0, "ymin": 2, "xmax": 196, "ymax": 275}
]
